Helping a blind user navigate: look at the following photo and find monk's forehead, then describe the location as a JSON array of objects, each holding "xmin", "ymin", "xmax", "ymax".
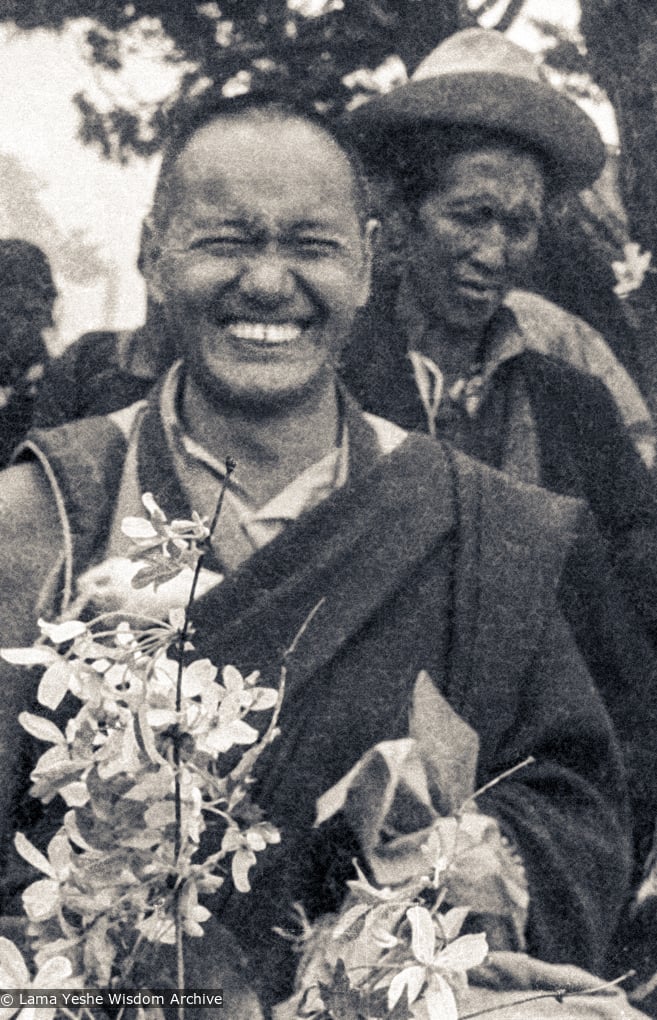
[{"xmin": 169, "ymin": 114, "xmax": 358, "ymax": 216}]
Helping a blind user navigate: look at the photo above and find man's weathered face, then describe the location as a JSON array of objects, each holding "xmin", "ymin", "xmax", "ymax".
[
  {"xmin": 406, "ymin": 143, "xmax": 545, "ymax": 337},
  {"xmin": 148, "ymin": 112, "xmax": 372, "ymax": 407}
]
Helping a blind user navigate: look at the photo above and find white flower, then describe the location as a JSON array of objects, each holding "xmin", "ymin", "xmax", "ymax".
[
  {"xmin": 387, "ymin": 905, "xmax": 488, "ymax": 1020},
  {"xmin": 0, "ymin": 937, "xmax": 80, "ymax": 1020},
  {"xmin": 14, "ymin": 832, "xmax": 72, "ymax": 922}
]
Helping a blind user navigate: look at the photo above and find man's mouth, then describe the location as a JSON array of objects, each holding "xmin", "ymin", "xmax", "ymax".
[
  {"xmin": 455, "ymin": 276, "xmax": 504, "ymax": 301},
  {"xmin": 225, "ymin": 321, "xmax": 305, "ymax": 345}
]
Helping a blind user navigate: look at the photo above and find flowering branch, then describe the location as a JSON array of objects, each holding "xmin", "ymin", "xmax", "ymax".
[{"xmin": 0, "ymin": 472, "xmax": 287, "ymax": 1020}]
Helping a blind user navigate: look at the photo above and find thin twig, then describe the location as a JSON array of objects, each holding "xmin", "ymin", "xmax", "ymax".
[
  {"xmin": 459, "ymin": 969, "xmax": 636, "ymax": 1019},
  {"xmin": 630, "ymin": 969, "xmax": 657, "ymax": 1002},
  {"xmin": 228, "ymin": 598, "xmax": 325, "ymax": 787},
  {"xmin": 287, "ymin": 598, "xmax": 325, "ymax": 658},
  {"xmin": 175, "ymin": 458, "xmax": 236, "ymax": 715},
  {"xmin": 172, "ymin": 458, "xmax": 235, "ymax": 1020},
  {"xmin": 461, "ymin": 756, "xmax": 535, "ymax": 809}
]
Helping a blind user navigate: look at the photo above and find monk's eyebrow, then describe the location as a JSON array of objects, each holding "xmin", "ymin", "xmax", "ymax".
[
  {"xmin": 287, "ymin": 219, "xmax": 352, "ymax": 237},
  {"xmin": 188, "ymin": 216, "xmax": 251, "ymax": 229}
]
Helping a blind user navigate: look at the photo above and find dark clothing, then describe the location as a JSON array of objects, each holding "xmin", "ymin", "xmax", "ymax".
[
  {"xmin": 33, "ymin": 316, "xmax": 174, "ymax": 427},
  {"xmin": 0, "ymin": 334, "xmax": 48, "ymax": 468},
  {"xmin": 0, "ymin": 395, "xmax": 635, "ymax": 1005},
  {"xmin": 342, "ymin": 317, "xmax": 657, "ymax": 642}
]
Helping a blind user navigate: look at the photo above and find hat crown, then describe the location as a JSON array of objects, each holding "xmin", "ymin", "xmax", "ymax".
[{"xmin": 413, "ymin": 27, "xmax": 541, "ymax": 84}]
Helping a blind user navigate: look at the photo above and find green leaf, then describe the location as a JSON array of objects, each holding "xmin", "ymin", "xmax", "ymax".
[
  {"xmin": 144, "ymin": 801, "xmax": 175, "ymax": 829},
  {"xmin": 0, "ymin": 937, "xmax": 29, "ymax": 987},
  {"xmin": 125, "ymin": 766, "xmax": 173, "ymax": 801},
  {"xmin": 424, "ymin": 973, "xmax": 458, "ymax": 1020},
  {"xmin": 388, "ymin": 966, "xmax": 425, "ymax": 1013},
  {"xmin": 121, "ymin": 516, "xmax": 159, "ymax": 540}
]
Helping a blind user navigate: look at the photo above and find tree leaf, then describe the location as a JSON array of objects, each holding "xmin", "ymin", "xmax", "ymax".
[
  {"xmin": 33, "ymin": 954, "xmax": 74, "ymax": 987},
  {"xmin": 249, "ymin": 686, "xmax": 278, "ymax": 711},
  {"xmin": 121, "ymin": 516, "xmax": 159, "ymax": 539},
  {"xmin": 202, "ymin": 719, "xmax": 259, "ymax": 754},
  {"xmin": 125, "ymin": 766, "xmax": 173, "ymax": 801},
  {"xmin": 332, "ymin": 900, "xmax": 371, "ymax": 939},
  {"xmin": 47, "ymin": 833, "xmax": 71, "ymax": 876},
  {"xmin": 83, "ymin": 917, "xmax": 115, "ymax": 986},
  {"xmin": 144, "ymin": 801, "xmax": 175, "ymax": 829}
]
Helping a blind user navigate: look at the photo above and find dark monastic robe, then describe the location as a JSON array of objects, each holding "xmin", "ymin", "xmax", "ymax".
[{"xmin": 0, "ymin": 392, "xmax": 633, "ymax": 1004}]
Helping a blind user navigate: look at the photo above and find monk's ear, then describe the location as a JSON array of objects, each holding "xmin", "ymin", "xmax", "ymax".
[
  {"xmin": 140, "ymin": 215, "xmax": 165, "ymax": 305},
  {"xmin": 355, "ymin": 217, "xmax": 379, "ymax": 309}
]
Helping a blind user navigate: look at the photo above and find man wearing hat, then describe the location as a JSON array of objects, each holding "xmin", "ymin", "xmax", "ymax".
[{"xmin": 343, "ymin": 25, "xmax": 657, "ymax": 647}]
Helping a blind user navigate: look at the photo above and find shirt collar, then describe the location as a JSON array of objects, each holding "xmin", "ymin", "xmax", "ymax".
[
  {"xmin": 401, "ymin": 282, "xmax": 526, "ymax": 425},
  {"xmin": 159, "ymin": 360, "xmax": 349, "ymax": 532}
]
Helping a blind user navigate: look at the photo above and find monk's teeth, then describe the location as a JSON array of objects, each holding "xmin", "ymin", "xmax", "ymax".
[{"xmin": 228, "ymin": 323, "xmax": 303, "ymax": 343}]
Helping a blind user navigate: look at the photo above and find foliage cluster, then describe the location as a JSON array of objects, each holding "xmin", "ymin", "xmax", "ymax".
[{"xmin": 0, "ymin": 487, "xmax": 283, "ymax": 1009}]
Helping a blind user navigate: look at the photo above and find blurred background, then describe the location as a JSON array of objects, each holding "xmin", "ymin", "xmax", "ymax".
[{"xmin": 0, "ymin": 0, "xmax": 653, "ymax": 402}]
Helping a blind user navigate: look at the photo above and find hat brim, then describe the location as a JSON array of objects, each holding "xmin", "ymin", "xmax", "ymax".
[{"xmin": 345, "ymin": 72, "xmax": 605, "ymax": 191}]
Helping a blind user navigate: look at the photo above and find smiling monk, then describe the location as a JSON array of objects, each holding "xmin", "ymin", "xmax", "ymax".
[{"xmin": 0, "ymin": 89, "xmax": 645, "ymax": 1015}]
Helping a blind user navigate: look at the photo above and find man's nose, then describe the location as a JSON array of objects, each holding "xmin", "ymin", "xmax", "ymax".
[
  {"xmin": 472, "ymin": 222, "xmax": 509, "ymax": 272},
  {"xmin": 238, "ymin": 252, "xmax": 296, "ymax": 303}
]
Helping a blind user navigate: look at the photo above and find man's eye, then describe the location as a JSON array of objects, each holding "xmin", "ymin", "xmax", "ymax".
[
  {"xmin": 456, "ymin": 207, "xmax": 495, "ymax": 227},
  {"xmin": 294, "ymin": 237, "xmax": 341, "ymax": 256},
  {"xmin": 190, "ymin": 236, "xmax": 246, "ymax": 252}
]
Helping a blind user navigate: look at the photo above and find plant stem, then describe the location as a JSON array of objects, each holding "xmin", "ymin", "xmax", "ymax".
[
  {"xmin": 171, "ymin": 459, "xmax": 235, "ymax": 1020},
  {"xmin": 227, "ymin": 598, "xmax": 324, "ymax": 787},
  {"xmin": 459, "ymin": 969, "xmax": 636, "ymax": 1019},
  {"xmin": 462, "ymin": 756, "xmax": 535, "ymax": 809},
  {"xmin": 175, "ymin": 458, "xmax": 235, "ymax": 715}
]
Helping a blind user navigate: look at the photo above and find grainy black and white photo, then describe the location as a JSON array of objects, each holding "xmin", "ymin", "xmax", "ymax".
[{"xmin": 0, "ymin": 2, "xmax": 656, "ymax": 1018}]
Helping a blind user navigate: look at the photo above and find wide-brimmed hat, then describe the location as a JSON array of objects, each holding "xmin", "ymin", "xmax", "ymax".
[{"xmin": 345, "ymin": 28, "xmax": 605, "ymax": 191}]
